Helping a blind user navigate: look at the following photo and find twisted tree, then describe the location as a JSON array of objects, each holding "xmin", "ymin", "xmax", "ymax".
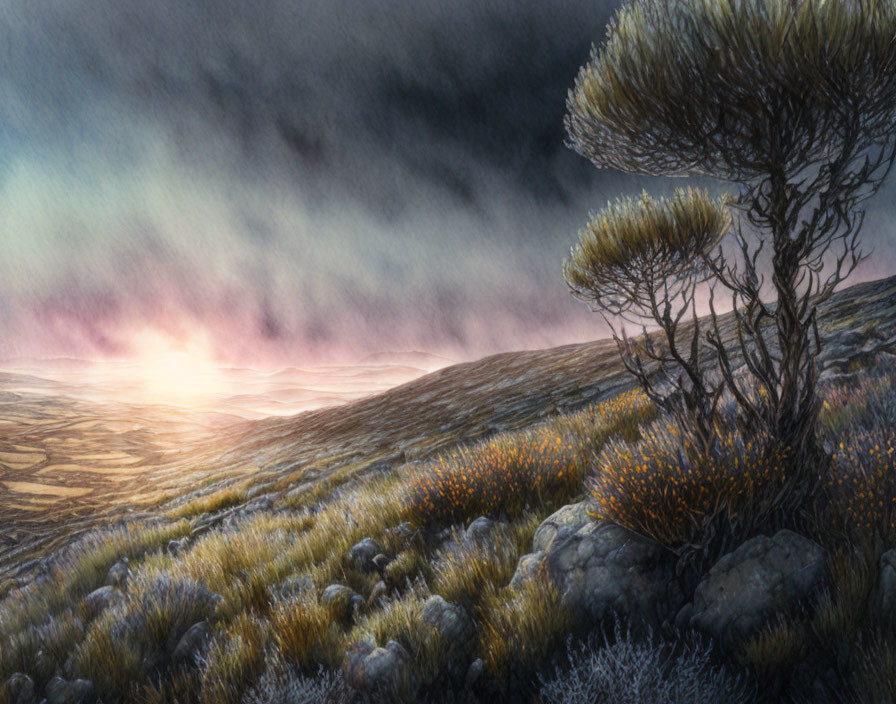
[{"xmin": 565, "ymin": 0, "xmax": 896, "ymax": 500}]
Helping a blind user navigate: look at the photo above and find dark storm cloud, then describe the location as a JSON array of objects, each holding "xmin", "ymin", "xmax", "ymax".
[
  {"xmin": 1, "ymin": 0, "xmax": 892, "ymax": 365},
  {"xmin": 13, "ymin": 0, "xmax": 611, "ymax": 209}
]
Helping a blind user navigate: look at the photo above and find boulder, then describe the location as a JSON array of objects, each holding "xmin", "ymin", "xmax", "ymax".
[
  {"xmin": 4, "ymin": 673, "xmax": 37, "ymax": 704},
  {"xmin": 367, "ymin": 581, "xmax": 388, "ymax": 610},
  {"xmin": 390, "ymin": 522, "xmax": 417, "ymax": 546},
  {"xmin": 421, "ymin": 596, "xmax": 476, "ymax": 682},
  {"xmin": 322, "ymin": 585, "xmax": 357, "ymax": 622},
  {"xmin": 686, "ymin": 530, "xmax": 826, "ymax": 649},
  {"xmin": 524, "ymin": 519, "xmax": 682, "ymax": 630},
  {"xmin": 465, "ymin": 517, "xmax": 498, "ymax": 544},
  {"xmin": 171, "ymin": 621, "xmax": 211, "ymax": 666},
  {"xmin": 277, "ymin": 575, "xmax": 314, "ymax": 598},
  {"xmin": 873, "ymin": 548, "xmax": 896, "ymax": 623},
  {"xmin": 45, "ymin": 677, "xmax": 96, "ymax": 704},
  {"xmin": 83, "ymin": 586, "xmax": 123, "ymax": 620},
  {"xmin": 422, "ymin": 596, "xmax": 475, "ymax": 649},
  {"xmin": 343, "ymin": 639, "xmax": 414, "ymax": 699},
  {"xmin": 348, "ymin": 538, "xmax": 385, "ymax": 573},
  {"xmin": 532, "ymin": 501, "xmax": 592, "ymax": 553},
  {"xmin": 465, "ymin": 658, "xmax": 484, "ymax": 689},
  {"xmin": 509, "ymin": 552, "xmax": 544, "ymax": 588},
  {"xmin": 105, "ymin": 558, "xmax": 129, "ymax": 589}
]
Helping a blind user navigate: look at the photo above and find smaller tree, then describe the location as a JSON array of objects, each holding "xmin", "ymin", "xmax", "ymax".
[{"xmin": 564, "ymin": 188, "xmax": 730, "ymax": 454}]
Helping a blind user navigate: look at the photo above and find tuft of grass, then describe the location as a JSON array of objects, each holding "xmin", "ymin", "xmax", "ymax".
[
  {"xmin": 852, "ymin": 635, "xmax": 896, "ymax": 704},
  {"xmin": 243, "ymin": 661, "xmax": 352, "ymax": 704},
  {"xmin": 269, "ymin": 592, "xmax": 343, "ymax": 671},
  {"xmin": 166, "ymin": 487, "xmax": 246, "ymax": 520},
  {"xmin": 199, "ymin": 614, "xmax": 269, "ymax": 704},
  {"xmin": 743, "ymin": 619, "xmax": 809, "ymax": 682},
  {"xmin": 479, "ymin": 573, "xmax": 572, "ymax": 689},
  {"xmin": 384, "ymin": 549, "xmax": 432, "ymax": 590},
  {"xmin": 589, "ymin": 418, "xmax": 790, "ymax": 551},
  {"xmin": 431, "ymin": 515, "xmax": 539, "ymax": 610},
  {"xmin": 408, "ymin": 390, "xmax": 654, "ymax": 528}
]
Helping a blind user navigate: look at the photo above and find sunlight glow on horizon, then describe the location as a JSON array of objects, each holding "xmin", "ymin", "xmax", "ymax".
[{"xmin": 129, "ymin": 328, "xmax": 230, "ymax": 406}]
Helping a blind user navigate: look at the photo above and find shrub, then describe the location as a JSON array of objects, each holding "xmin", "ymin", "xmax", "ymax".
[
  {"xmin": 818, "ymin": 362, "xmax": 896, "ymax": 438},
  {"xmin": 243, "ymin": 662, "xmax": 352, "ymax": 704},
  {"xmin": 408, "ymin": 391, "xmax": 654, "ymax": 528},
  {"xmin": 539, "ymin": 623, "xmax": 755, "ymax": 704},
  {"xmin": 589, "ymin": 418, "xmax": 790, "ymax": 552},
  {"xmin": 824, "ymin": 427, "xmax": 896, "ymax": 545}
]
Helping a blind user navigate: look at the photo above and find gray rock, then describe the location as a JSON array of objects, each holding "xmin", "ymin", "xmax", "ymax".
[
  {"xmin": 322, "ymin": 584, "xmax": 357, "ymax": 621},
  {"xmin": 874, "ymin": 549, "xmax": 896, "ymax": 623},
  {"xmin": 348, "ymin": 538, "xmax": 385, "ymax": 573},
  {"xmin": 350, "ymin": 594, "xmax": 367, "ymax": 617},
  {"xmin": 343, "ymin": 639, "xmax": 414, "ymax": 698},
  {"xmin": 45, "ymin": 677, "xmax": 96, "ymax": 704},
  {"xmin": 105, "ymin": 558, "xmax": 129, "ymax": 589},
  {"xmin": 390, "ymin": 522, "xmax": 416, "ymax": 544},
  {"xmin": 465, "ymin": 658, "xmax": 484, "ymax": 688},
  {"xmin": 687, "ymin": 530, "xmax": 826, "ymax": 649},
  {"xmin": 277, "ymin": 575, "xmax": 314, "ymax": 598},
  {"xmin": 4, "ymin": 673, "xmax": 37, "ymax": 704},
  {"xmin": 532, "ymin": 501, "xmax": 592, "ymax": 553},
  {"xmin": 83, "ymin": 586, "xmax": 123, "ymax": 620},
  {"xmin": 537, "ymin": 520, "xmax": 683, "ymax": 630},
  {"xmin": 421, "ymin": 596, "xmax": 475, "ymax": 648},
  {"xmin": 510, "ymin": 552, "xmax": 545, "ymax": 588},
  {"xmin": 171, "ymin": 621, "xmax": 211, "ymax": 665},
  {"xmin": 367, "ymin": 581, "xmax": 388, "ymax": 609},
  {"xmin": 465, "ymin": 517, "xmax": 498, "ymax": 543}
]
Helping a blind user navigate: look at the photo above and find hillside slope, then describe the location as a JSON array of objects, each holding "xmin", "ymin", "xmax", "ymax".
[{"xmin": 3, "ymin": 275, "xmax": 896, "ymax": 579}]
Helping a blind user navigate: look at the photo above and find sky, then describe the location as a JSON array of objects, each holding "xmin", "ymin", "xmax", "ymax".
[{"xmin": 2, "ymin": 0, "xmax": 895, "ymax": 368}]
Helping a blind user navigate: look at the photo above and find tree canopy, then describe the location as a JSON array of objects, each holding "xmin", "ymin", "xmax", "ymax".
[{"xmin": 566, "ymin": 0, "xmax": 896, "ymax": 180}]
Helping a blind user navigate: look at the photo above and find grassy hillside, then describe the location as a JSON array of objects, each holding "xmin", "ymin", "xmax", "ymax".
[{"xmin": 1, "ymin": 275, "xmax": 896, "ymax": 703}]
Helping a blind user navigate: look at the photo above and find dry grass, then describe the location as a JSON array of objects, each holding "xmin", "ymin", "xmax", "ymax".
[
  {"xmin": 430, "ymin": 515, "xmax": 539, "ymax": 610},
  {"xmin": 479, "ymin": 573, "xmax": 572, "ymax": 689},
  {"xmin": 199, "ymin": 614, "xmax": 269, "ymax": 704},
  {"xmin": 269, "ymin": 591, "xmax": 343, "ymax": 671},
  {"xmin": 166, "ymin": 486, "xmax": 247, "ymax": 520}
]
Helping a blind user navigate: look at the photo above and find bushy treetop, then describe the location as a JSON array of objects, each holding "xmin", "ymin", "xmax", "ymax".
[
  {"xmin": 564, "ymin": 188, "xmax": 730, "ymax": 306},
  {"xmin": 566, "ymin": 0, "xmax": 896, "ymax": 179}
]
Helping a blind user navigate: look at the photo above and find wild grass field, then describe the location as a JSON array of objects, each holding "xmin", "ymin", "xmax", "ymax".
[{"xmin": 1, "ymin": 275, "xmax": 896, "ymax": 704}]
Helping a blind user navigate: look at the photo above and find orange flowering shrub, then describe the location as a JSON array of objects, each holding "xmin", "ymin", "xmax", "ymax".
[
  {"xmin": 817, "ymin": 362, "xmax": 896, "ymax": 544},
  {"xmin": 408, "ymin": 391, "xmax": 654, "ymax": 528},
  {"xmin": 590, "ymin": 419, "xmax": 790, "ymax": 549},
  {"xmin": 824, "ymin": 428, "xmax": 896, "ymax": 543}
]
